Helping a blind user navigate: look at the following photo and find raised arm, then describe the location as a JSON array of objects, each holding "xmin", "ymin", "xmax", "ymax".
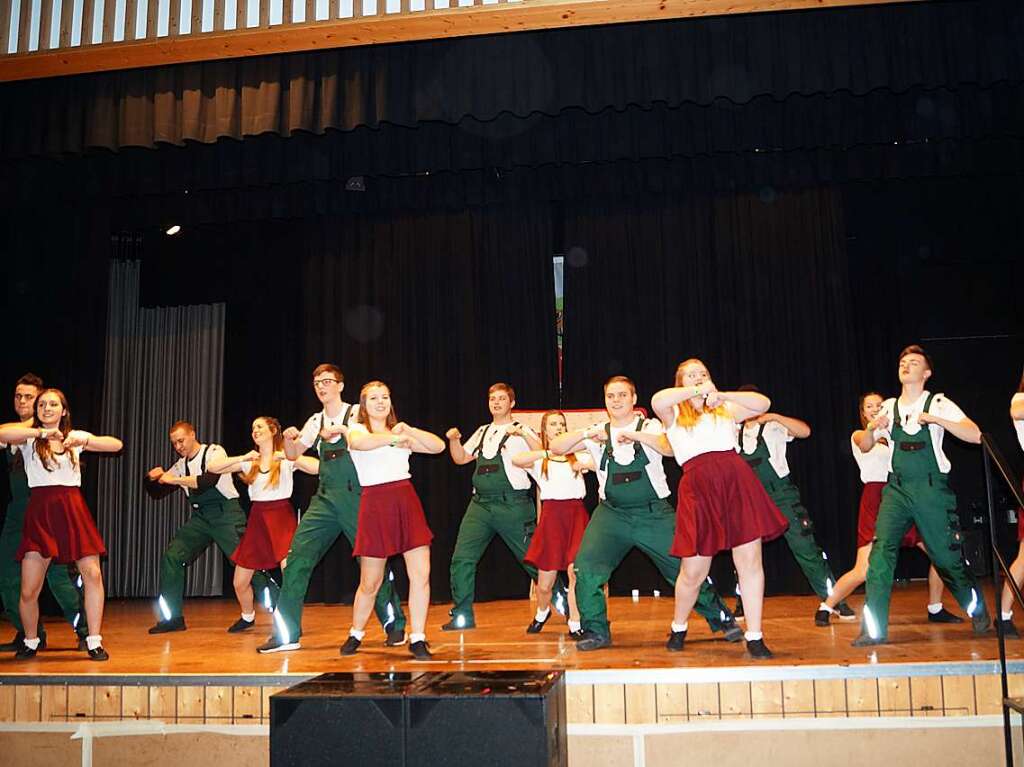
[
  {"xmin": 445, "ymin": 427, "xmax": 476, "ymax": 465},
  {"xmin": 206, "ymin": 450, "xmax": 259, "ymax": 474},
  {"xmin": 919, "ymin": 410, "xmax": 981, "ymax": 445},
  {"xmin": 1011, "ymin": 394, "xmax": 1024, "ymax": 421},
  {"xmin": 0, "ymin": 424, "xmax": 62, "ymax": 445},
  {"xmin": 511, "ymin": 449, "xmax": 546, "ymax": 468},
  {"xmin": 856, "ymin": 412, "xmax": 890, "ymax": 452},
  {"xmin": 294, "ymin": 456, "xmax": 320, "ymax": 475},
  {"xmin": 506, "ymin": 423, "xmax": 542, "ymax": 450},
  {"xmin": 282, "ymin": 426, "xmax": 308, "ymax": 461},
  {"xmin": 617, "ymin": 429, "xmax": 674, "ymax": 457},
  {"xmin": 550, "ymin": 428, "xmax": 592, "ymax": 456},
  {"xmin": 394, "ymin": 423, "xmax": 446, "ymax": 455},
  {"xmin": 61, "ymin": 430, "xmax": 123, "ymax": 453},
  {"xmin": 759, "ymin": 413, "xmax": 811, "ymax": 439}
]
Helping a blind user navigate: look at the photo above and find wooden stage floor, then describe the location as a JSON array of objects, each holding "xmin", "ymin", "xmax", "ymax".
[{"xmin": 0, "ymin": 582, "xmax": 1019, "ymax": 678}]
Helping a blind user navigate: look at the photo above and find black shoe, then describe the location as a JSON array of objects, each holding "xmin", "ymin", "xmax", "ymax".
[
  {"xmin": 14, "ymin": 640, "xmax": 38, "ymax": 659},
  {"xmin": 0, "ymin": 631, "xmax": 25, "ymax": 652},
  {"xmin": 409, "ymin": 640, "xmax": 433, "ymax": 660},
  {"xmin": 148, "ymin": 617, "xmax": 186, "ymax": 634},
  {"xmin": 666, "ymin": 629, "xmax": 687, "ymax": 652},
  {"xmin": 526, "ymin": 612, "xmax": 551, "ymax": 634},
  {"xmin": 720, "ymin": 617, "xmax": 744, "ymax": 643},
  {"xmin": 76, "ymin": 627, "xmax": 89, "ymax": 651},
  {"xmin": 851, "ymin": 632, "xmax": 887, "ymax": 647},
  {"xmin": 575, "ymin": 630, "xmax": 612, "ymax": 651},
  {"xmin": 87, "ymin": 646, "xmax": 109, "ymax": 662},
  {"xmin": 928, "ymin": 608, "xmax": 964, "ymax": 624},
  {"xmin": 746, "ymin": 638, "xmax": 773, "ymax": 659},
  {"xmin": 441, "ymin": 615, "xmax": 476, "ymax": 631},
  {"xmin": 385, "ymin": 626, "xmax": 407, "ymax": 646},
  {"xmin": 227, "ymin": 617, "xmax": 256, "ymax": 633},
  {"xmin": 999, "ymin": 619, "xmax": 1020, "ymax": 639},
  {"xmin": 835, "ymin": 602, "xmax": 857, "ymax": 621},
  {"xmin": 815, "ymin": 609, "xmax": 832, "ymax": 627},
  {"xmin": 568, "ymin": 629, "xmax": 585, "ymax": 641},
  {"xmin": 734, "ymin": 597, "xmax": 745, "ymax": 620},
  {"xmin": 972, "ymin": 612, "xmax": 993, "ymax": 636},
  {"xmin": 339, "ymin": 636, "xmax": 362, "ymax": 656},
  {"xmin": 257, "ymin": 635, "xmax": 300, "ymax": 654}
]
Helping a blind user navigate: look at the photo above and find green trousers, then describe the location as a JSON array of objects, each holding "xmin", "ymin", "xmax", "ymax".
[
  {"xmin": 158, "ymin": 500, "xmax": 276, "ymax": 619},
  {"xmin": 573, "ymin": 500, "xmax": 731, "ymax": 639},
  {"xmin": 449, "ymin": 494, "xmax": 538, "ymax": 621},
  {"xmin": 763, "ymin": 477, "xmax": 837, "ymax": 600},
  {"xmin": 274, "ymin": 487, "xmax": 406, "ymax": 642},
  {"xmin": 863, "ymin": 477, "xmax": 985, "ymax": 637},
  {"xmin": 0, "ymin": 500, "xmax": 83, "ymax": 633}
]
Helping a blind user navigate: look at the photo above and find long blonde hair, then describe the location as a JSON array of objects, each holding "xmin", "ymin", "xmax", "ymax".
[
  {"xmin": 540, "ymin": 410, "xmax": 579, "ymax": 479},
  {"xmin": 241, "ymin": 417, "xmax": 285, "ymax": 488},
  {"xmin": 673, "ymin": 359, "xmax": 730, "ymax": 428}
]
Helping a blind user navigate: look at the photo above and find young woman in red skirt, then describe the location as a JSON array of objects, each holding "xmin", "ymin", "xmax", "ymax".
[
  {"xmin": 816, "ymin": 393, "xmax": 954, "ymax": 627},
  {"xmin": 652, "ymin": 360, "xmax": 788, "ymax": 660},
  {"xmin": 207, "ymin": 417, "xmax": 319, "ymax": 633},
  {"xmin": 510, "ymin": 411, "xmax": 594, "ymax": 638},
  {"xmin": 999, "ymin": 375, "xmax": 1024, "ymax": 636},
  {"xmin": 340, "ymin": 381, "xmax": 445, "ymax": 660},
  {"xmin": 0, "ymin": 389, "xmax": 122, "ymax": 661}
]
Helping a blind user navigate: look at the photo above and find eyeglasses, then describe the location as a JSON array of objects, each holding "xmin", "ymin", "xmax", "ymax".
[{"xmin": 312, "ymin": 378, "xmax": 341, "ymax": 388}]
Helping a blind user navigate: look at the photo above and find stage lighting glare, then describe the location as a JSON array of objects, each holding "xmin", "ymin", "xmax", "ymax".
[{"xmin": 165, "ymin": 225, "xmax": 182, "ymax": 236}]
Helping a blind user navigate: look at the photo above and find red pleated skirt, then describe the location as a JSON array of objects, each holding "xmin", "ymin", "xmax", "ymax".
[
  {"xmin": 671, "ymin": 450, "xmax": 789, "ymax": 558},
  {"xmin": 232, "ymin": 499, "xmax": 298, "ymax": 569},
  {"xmin": 524, "ymin": 499, "xmax": 590, "ymax": 571},
  {"xmin": 353, "ymin": 480, "xmax": 433, "ymax": 558},
  {"xmin": 857, "ymin": 482, "xmax": 921, "ymax": 548},
  {"xmin": 16, "ymin": 486, "xmax": 106, "ymax": 563}
]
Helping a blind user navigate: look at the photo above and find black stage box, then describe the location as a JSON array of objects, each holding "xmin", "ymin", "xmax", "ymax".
[
  {"xmin": 406, "ymin": 671, "xmax": 566, "ymax": 767},
  {"xmin": 270, "ymin": 671, "xmax": 423, "ymax": 767},
  {"xmin": 269, "ymin": 670, "xmax": 566, "ymax": 767}
]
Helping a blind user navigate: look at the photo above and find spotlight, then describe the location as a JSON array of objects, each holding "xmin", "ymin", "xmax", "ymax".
[{"xmin": 165, "ymin": 225, "xmax": 181, "ymax": 236}]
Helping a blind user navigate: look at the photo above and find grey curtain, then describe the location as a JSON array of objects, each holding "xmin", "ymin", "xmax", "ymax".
[{"xmin": 96, "ymin": 260, "xmax": 228, "ymax": 599}]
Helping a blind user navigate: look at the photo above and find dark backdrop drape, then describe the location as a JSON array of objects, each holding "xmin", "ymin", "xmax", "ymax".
[{"xmin": 2, "ymin": 0, "xmax": 1023, "ymax": 606}]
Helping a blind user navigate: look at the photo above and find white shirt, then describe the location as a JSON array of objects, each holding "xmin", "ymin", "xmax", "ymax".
[
  {"xmin": 170, "ymin": 444, "xmax": 240, "ymax": 499},
  {"xmin": 737, "ymin": 420, "xmax": 793, "ymax": 479},
  {"xmin": 666, "ymin": 408, "xmax": 739, "ymax": 466},
  {"xmin": 873, "ymin": 391, "xmax": 967, "ymax": 474},
  {"xmin": 239, "ymin": 458, "xmax": 297, "ymax": 502},
  {"xmin": 526, "ymin": 454, "xmax": 588, "ymax": 501},
  {"xmin": 851, "ymin": 434, "xmax": 891, "ymax": 483},
  {"xmin": 463, "ymin": 422, "xmax": 535, "ymax": 490},
  {"xmin": 298, "ymin": 403, "xmax": 359, "ymax": 449},
  {"xmin": 346, "ymin": 423, "xmax": 412, "ymax": 487},
  {"xmin": 1013, "ymin": 393, "xmax": 1024, "ymax": 452},
  {"xmin": 18, "ymin": 438, "xmax": 83, "ymax": 488},
  {"xmin": 582, "ymin": 418, "xmax": 671, "ymax": 500}
]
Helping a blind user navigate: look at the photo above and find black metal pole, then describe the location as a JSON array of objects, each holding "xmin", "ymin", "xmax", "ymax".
[{"xmin": 985, "ymin": 448, "xmax": 1015, "ymax": 767}]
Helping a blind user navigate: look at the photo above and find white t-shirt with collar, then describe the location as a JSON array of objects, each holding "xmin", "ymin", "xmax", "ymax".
[
  {"xmin": 851, "ymin": 434, "xmax": 891, "ymax": 483},
  {"xmin": 238, "ymin": 458, "xmax": 297, "ymax": 502},
  {"xmin": 873, "ymin": 390, "xmax": 967, "ymax": 474},
  {"xmin": 17, "ymin": 438, "xmax": 83, "ymax": 488},
  {"xmin": 298, "ymin": 403, "xmax": 359, "ymax": 449},
  {"xmin": 581, "ymin": 418, "xmax": 671, "ymax": 501},
  {"xmin": 1013, "ymin": 393, "xmax": 1024, "ymax": 452},
  {"xmin": 346, "ymin": 423, "xmax": 412, "ymax": 487},
  {"xmin": 169, "ymin": 444, "xmax": 240, "ymax": 499},
  {"xmin": 666, "ymin": 407, "xmax": 739, "ymax": 467},
  {"xmin": 463, "ymin": 422, "xmax": 535, "ymax": 491},
  {"xmin": 526, "ymin": 454, "xmax": 588, "ymax": 501},
  {"xmin": 737, "ymin": 420, "xmax": 793, "ymax": 479}
]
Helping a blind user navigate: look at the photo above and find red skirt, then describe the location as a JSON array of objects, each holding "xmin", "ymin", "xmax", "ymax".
[
  {"xmin": 232, "ymin": 499, "xmax": 297, "ymax": 569},
  {"xmin": 524, "ymin": 499, "xmax": 590, "ymax": 571},
  {"xmin": 671, "ymin": 450, "xmax": 789, "ymax": 558},
  {"xmin": 353, "ymin": 480, "xmax": 433, "ymax": 558},
  {"xmin": 857, "ymin": 482, "xmax": 921, "ymax": 548},
  {"xmin": 16, "ymin": 486, "xmax": 106, "ymax": 564}
]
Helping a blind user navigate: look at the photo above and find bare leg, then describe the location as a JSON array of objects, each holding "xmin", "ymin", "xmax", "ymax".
[
  {"xmin": 233, "ymin": 566, "xmax": 255, "ymax": 615},
  {"xmin": 673, "ymin": 555, "xmax": 713, "ymax": 625},
  {"xmin": 403, "ymin": 546, "xmax": 431, "ymax": 637},
  {"xmin": 732, "ymin": 539, "xmax": 765, "ymax": 635},
  {"xmin": 927, "ymin": 565, "xmax": 945, "ymax": 605},
  {"xmin": 76, "ymin": 555, "xmax": 104, "ymax": 637},
  {"xmin": 567, "ymin": 565, "xmax": 580, "ymax": 624},
  {"xmin": 351, "ymin": 557, "xmax": 386, "ymax": 632},
  {"xmin": 826, "ymin": 544, "xmax": 872, "ymax": 609},
  {"xmin": 1001, "ymin": 542, "xmax": 1024, "ymax": 615},
  {"xmin": 19, "ymin": 553, "xmax": 50, "ymax": 640},
  {"xmin": 535, "ymin": 570, "xmax": 556, "ymax": 613}
]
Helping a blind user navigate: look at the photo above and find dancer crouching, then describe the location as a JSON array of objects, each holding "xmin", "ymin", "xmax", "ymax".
[
  {"xmin": 652, "ymin": 360, "xmax": 788, "ymax": 659},
  {"xmin": 341, "ymin": 382, "xmax": 444, "ymax": 660}
]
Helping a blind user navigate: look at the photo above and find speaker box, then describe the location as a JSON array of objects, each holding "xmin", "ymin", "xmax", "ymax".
[
  {"xmin": 406, "ymin": 671, "xmax": 566, "ymax": 767},
  {"xmin": 270, "ymin": 672, "xmax": 424, "ymax": 767}
]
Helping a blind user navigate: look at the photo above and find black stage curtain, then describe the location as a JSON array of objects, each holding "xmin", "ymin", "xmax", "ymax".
[
  {"xmin": 1, "ymin": 0, "xmax": 1021, "ymax": 158},
  {"xmin": 134, "ymin": 206, "xmax": 559, "ymax": 604}
]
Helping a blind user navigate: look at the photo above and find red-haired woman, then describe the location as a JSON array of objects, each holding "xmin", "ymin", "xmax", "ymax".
[
  {"xmin": 340, "ymin": 382, "xmax": 445, "ymax": 660},
  {"xmin": 652, "ymin": 360, "xmax": 788, "ymax": 659},
  {"xmin": 208, "ymin": 417, "xmax": 319, "ymax": 632},
  {"xmin": 0, "ymin": 389, "xmax": 122, "ymax": 661},
  {"xmin": 816, "ymin": 393, "xmax": 953, "ymax": 626},
  {"xmin": 999, "ymin": 373, "xmax": 1024, "ymax": 636},
  {"xmin": 510, "ymin": 411, "xmax": 593, "ymax": 637}
]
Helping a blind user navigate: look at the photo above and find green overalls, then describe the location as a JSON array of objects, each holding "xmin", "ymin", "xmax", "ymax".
[
  {"xmin": 273, "ymin": 408, "xmax": 405, "ymax": 643},
  {"xmin": 740, "ymin": 422, "xmax": 837, "ymax": 600},
  {"xmin": 862, "ymin": 395, "xmax": 987, "ymax": 638},
  {"xmin": 0, "ymin": 448, "xmax": 83, "ymax": 634},
  {"xmin": 448, "ymin": 424, "xmax": 539, "ymax": 624},
  {"xmin": 573, "ymin": 419, "xmax": 733, "ymax": 640},
  {"xmin": 157, "ymin": 445, "xmax": 276, "ymax": 620}
]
